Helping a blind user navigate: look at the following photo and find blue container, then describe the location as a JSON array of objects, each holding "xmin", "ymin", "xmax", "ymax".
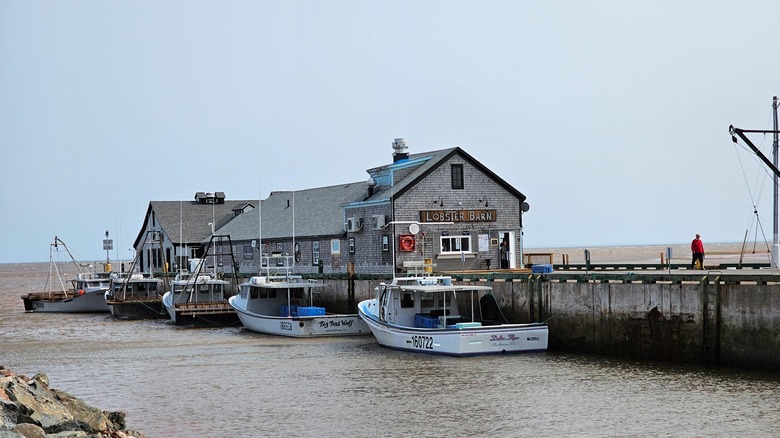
[
  {"xmin": 297, "ymin": 306, "xmax": 325, "ymax": 316},
  {"xmin": 280, "ymin": 304, "xmax": 298, "ymax": 317},
  {"xmin": 532, "ymin": 264, "xmax": 554, "ymax": 274},
  {"xmin": 415, "ymin": 314, "xmax": 438, "ymax": 328}
]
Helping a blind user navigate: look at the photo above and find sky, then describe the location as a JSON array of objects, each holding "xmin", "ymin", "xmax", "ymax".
[{"xmin": 3, "ymin": 1, "xmax": 780, "ymax": 263}]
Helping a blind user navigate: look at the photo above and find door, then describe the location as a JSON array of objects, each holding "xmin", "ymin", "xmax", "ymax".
[{"xmin": 499, "ymin": 231, "xmax": 517, "ymax": 269}]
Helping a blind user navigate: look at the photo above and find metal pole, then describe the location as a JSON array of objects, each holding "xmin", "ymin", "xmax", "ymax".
[{"xmin": 773, "ymin": 96, "xmax": 779, "ymax": 268}]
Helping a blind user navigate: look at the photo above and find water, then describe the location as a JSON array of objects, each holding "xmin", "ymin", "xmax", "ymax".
[{"xmin": 2, "ymin": 263, "xmax": 779, "ymax": 437}]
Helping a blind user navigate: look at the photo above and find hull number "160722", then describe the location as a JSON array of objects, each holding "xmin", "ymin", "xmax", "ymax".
[{"xmin": 411, "ymin": 335, "xmax": 434, "ymax": 350}]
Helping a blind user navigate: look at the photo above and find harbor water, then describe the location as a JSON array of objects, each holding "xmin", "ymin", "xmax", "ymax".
[{"xmin": 2, "ymin": 262, "xmax": 779, "ymax": 437}]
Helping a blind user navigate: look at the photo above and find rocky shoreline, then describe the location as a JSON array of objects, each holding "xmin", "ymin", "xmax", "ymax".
[{"xmin": 0, "ymin": 366, "xmax": 146, "ymax": 438}]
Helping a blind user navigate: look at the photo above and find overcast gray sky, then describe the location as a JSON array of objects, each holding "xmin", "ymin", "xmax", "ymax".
[{"xmin": 3, "ymin": 1, "xmax": 780, "ymax": 263}]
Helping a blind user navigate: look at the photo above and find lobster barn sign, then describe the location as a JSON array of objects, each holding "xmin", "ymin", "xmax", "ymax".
[{"xmin": 419, "ymin": 209, "xmax": 497, "ymax": 223}]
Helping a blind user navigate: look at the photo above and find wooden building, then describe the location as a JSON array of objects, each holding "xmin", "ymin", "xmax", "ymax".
[{"xmin": 132, "ymin": 139, "xmax": 527, "ymax": 275}]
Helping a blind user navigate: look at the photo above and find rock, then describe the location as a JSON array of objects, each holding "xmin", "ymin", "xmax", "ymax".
[
  {"xmin": 0, "ymin": 367, "xmax": 146, "ymax": 438},
  {"xmin": 12, "ymin": 423, "xmax": 45, "ymax": 438}
]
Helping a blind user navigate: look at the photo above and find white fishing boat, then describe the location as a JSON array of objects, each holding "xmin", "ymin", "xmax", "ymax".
[
  {"xmin": 105, "ymin": 272, "xmax": 167, "ymax": 319},
  {"xmin": 229, "ymin": 254, "xmax": 369, "ymax": 337},
  {"xmin": 161, "ymin": 267, "xmax": 238, "ymax": 327},
  {"xmin": 161, "ymin": 234, "xmax": 240, "ymax": 327},
  {"xmin": 21, "ymin": 236, "xmax": 111, "ymax": 313},
  {"xmin": 357, "ymin": 275, "xmax": 548, "ymax": 356}
]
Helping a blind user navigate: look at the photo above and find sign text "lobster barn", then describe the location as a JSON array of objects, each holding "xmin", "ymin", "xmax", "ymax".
[{"xmin": 419, "ymin": 209, "xmax": 497, "ymax": 223}]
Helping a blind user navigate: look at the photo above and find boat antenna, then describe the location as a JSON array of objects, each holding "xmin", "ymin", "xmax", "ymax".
[
  {"xmin": 179, "ymin": 200, "xmax": 183, "ymax": 273},
  {"xmin": 258, "ymin": 179, "xmax": 263, "ymax": 274},
  {"xmin": 292, "ymin": 145, "xmax": 296, "ymax": 271}
]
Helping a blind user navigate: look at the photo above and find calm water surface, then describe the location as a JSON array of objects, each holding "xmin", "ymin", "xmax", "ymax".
[{"xmin": 2, "ymin": 263, "xmax": 779, "ymax": 437}]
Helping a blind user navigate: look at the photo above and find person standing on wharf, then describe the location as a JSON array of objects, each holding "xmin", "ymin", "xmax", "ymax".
[{"xmin": 691, "ymin": 234, "xmax": 705, "ymax": 269}]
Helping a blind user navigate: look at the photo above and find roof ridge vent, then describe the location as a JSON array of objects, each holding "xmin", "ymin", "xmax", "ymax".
[{"xmin": 392, "ymin": 138, "xmax": 409, "ymax": 162}]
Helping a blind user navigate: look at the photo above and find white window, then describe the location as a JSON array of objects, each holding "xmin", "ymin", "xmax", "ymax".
[
  {"xmin": 440, "ymin": 235, "xmax": 471, "ymax": 254},
  {"xmin": 331, "ymin": 239, "xmax": 341, "ymax": 254}
]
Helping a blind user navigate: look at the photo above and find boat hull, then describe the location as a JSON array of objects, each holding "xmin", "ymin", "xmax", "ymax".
[
  {"xmin": 358, "ymin": 300, "xmax": 548, "ymax": 356},
  {"xmin": 229, "ymin": 296, "xmax": 369, "ymax": 337},
  {"xmin": 162, "ymin": 291, "xmax": 239, "ymax": 327},
  {"xmin": 21, "ymin": 290, "xmax": 110, "ymax": 313},
  {"xmin": 107, "ymin": 298, "xmax": 168, "ymax": 320}
]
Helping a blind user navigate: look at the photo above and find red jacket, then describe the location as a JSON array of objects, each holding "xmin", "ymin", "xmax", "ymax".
[{"xmin": 691, "ymin": 238, "xmax": 704, "ymax": 253}]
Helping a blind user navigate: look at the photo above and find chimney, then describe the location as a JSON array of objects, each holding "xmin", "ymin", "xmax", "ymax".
[{"xmin": 392, "ymin": 138, "xmax": 409, "ymax": 162}]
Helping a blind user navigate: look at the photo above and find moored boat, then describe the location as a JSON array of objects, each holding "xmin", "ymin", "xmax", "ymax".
[
  {"xmin": 105, "ymin": 231, "xmax": 168, "ymax": 319},
  {"xmin": 21, "ymin": 236, "xmax": 111, "ymax": 313},
  {"xmin": 160, "ymin": 234, "xmax": 240, "ymax": 327},
  {"xmin": 105, "ymin": 272, "xmax": 167, "ymax": 319},
  {"xmin": 228, "ymin": 254, "xmax": 369, "ymax": 337},
  {"xmin": 162, "ymin": 270, "xmax": 237, "ymax": 327},
  {"xmin": 357, "ymin": 275, "xmax": 548, "ymax": 356}
]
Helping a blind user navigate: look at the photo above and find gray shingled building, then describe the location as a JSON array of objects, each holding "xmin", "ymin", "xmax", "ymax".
[{"xmin": 131, "ymin": 139, "xmax": 527, "ymax": 275}]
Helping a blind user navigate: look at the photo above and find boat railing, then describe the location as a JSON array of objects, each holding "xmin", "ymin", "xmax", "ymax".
[{"xmin": 258, "ymin": 253, "xmax": 296, "ymax": 279}]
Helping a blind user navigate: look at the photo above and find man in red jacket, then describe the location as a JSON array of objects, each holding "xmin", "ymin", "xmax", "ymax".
[{"xmin": 691, "ymin": 234, "xmax": 704, "ymax": 269}]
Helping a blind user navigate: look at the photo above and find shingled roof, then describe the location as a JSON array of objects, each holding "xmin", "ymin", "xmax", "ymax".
[
  {"xmin": 361, "ymin": 146, "xmax": 525, "ymax": 203},
  {"xmin": 133, "ymin": 196, "xmax": 257, "ymax": 248},
  {"xmin": 216, "ymin": 182, "xmax": 369, "ymax": 242}
]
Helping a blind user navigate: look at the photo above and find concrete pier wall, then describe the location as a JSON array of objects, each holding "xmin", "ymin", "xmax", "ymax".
[{"xmin": 314, "ymin": 273, "xmax": 780, "ymax": 370}]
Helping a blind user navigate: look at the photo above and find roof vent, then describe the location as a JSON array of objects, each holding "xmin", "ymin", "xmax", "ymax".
[{"xmin": 392, "ymin": 138, "xmax": 409, "ymax": 162}]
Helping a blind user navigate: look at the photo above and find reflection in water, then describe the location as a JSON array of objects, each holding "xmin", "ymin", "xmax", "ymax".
[{"xmin": 1, "ymin": 263, "xmax": 779, "ymax": 437}]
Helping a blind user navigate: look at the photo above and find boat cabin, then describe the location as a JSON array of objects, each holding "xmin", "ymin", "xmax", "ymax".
[
  {"xmin": 237, "ymin": 254, "xmax": 326, "ymax": 317},
  {"xmin": 109, "ymin": 273, "xmax": 163, "ymax": 299},
  {"xmin": 72, "ymin": 272, "xmax": 111, "ymax": 294},
  {"xmin": 375, "ymin": 276, "xmax": 502, "ymax": 329},
  {"xmin": 171, "ymin": 275, "xmax": 229, "ymax": 304}
]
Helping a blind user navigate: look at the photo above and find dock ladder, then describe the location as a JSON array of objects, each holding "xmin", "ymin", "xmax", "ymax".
[{"xmin": 702, "ymin": 274, "xmax": 721, "ymax": 366}]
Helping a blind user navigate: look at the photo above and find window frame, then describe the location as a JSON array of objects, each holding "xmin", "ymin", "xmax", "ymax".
[
  {"xmin": 440, "ymin": 235, "xmax": 471, "ymax": 254},
  {"xmin": 312, "ymin": 241, "xmax": 320, "ymax": 266},
  {"xmin": 451, "ymin": 163, "xmax": 464, "ymax": 189}
]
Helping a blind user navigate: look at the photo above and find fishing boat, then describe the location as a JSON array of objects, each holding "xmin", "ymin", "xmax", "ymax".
[
  {"xmin": 21, "ymin": 236, "xmax": 111, "ymax": 313},
  {"xmin": 161, "ymin": 234, "xmax": 240, "ymax": 327},
  {"xmin": 105, "ymin": 231, "xmax": 168, "ymax": 319},
  {"xmin": 228, "ymin": 254, "xmax": 369, "ymax": 337},
  {"xmin": 357, "ymin": 275, "xmax": 548, "ymax": 356},
  {"xmin": 105, "ymin": 272, "xmax": 166, "ymax": 319}
]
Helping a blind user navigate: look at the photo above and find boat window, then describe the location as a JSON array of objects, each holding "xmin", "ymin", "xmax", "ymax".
[
  {"xmin": 240, "ymin": 286, "xmax": 248, "ymax": 298},
  {"xmin": 250, "ymin": 288, "xmax": 258, "ymax": 299},
  {"xmin": 292, "ymin": 289, "xmax": 304, "ymax": 300},
  {"xmin": 199, "ymin": 284, "xmax": 210, "ymax": 294},
  {"xmin": 174, "ymin": 285, "xmax": 184, "ymax": 294},
  {"xmin": 259, "ymin": 288, "xmax": 268, "ymax": 299},
  {"xmin": 268, "ymin": 289, "xmax": 277, "ymax": 299},
  {"xmin": 149, "ymin": 283, "xmax": 158, "ymax": 292},
  {"xmin": 420, "ymin": 291, "xmax": 435, "ymax": 308},
  {"xmin": 400, "ymin": 292, "xmax": 414, "ymax": 308},
  {"xmin": 137, "ymin": 283, "xmax": 147, "ymax": 292}
]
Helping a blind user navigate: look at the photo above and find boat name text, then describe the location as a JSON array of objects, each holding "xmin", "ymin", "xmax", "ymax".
[
  {"xmin": 489, "ymin": 334, "xmax": 519, "ymax": 342},
  {"xmin": 317, "ymin": 319, "xmax": 355, "ymax": 329}
]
